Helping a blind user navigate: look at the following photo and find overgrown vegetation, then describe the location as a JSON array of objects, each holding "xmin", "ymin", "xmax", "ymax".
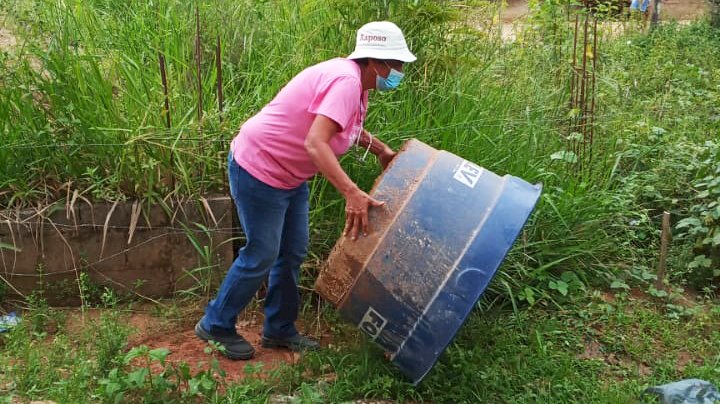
[
  {"xmin": 2, "ymin": 289, "xmax": 719, "ymax": 402},
  {"xmin": 2, "ymin": 0, "xmax": 718, "ymax": 297},
  {"xmin": 675, "ymin": 141, "xmax": 720, "ymax": 291},
  {"xmin": 2, "ymin": 0, "xmax": 720, "ymax": 402}
]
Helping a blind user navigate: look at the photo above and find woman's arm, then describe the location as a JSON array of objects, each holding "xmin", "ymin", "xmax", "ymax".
[
  {"xmin": 356, "ymin": 129, "xmax": 397, "ymax": 170},
  {"xmin": 305, "ymin": 115, "xmax": 384, "ymax": 241}
]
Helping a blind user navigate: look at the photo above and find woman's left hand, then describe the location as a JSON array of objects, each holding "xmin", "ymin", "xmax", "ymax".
[{"xmin": 378, "ymin": 148, "xmax": 397, "ymax": 170}]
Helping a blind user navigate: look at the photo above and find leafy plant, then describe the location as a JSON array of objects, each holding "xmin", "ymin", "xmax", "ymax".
[
  {"xmin": 98, "ymin": 343, "xmax": 231, "ymax": 403},
  {"xmin": 675, "ymin": 141, "xmax": 720, "ymax": 291}
]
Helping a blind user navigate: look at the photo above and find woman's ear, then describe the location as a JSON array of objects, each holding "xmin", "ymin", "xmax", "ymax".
[{"xmin": 368, "ymin": 59, "xmax": 387, "ymax": 78}]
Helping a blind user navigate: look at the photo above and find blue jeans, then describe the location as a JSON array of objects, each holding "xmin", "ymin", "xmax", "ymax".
[
  {"xmin": 201, "ymin": 152, "xmax": 309, "ymax": 339},
  {"xmin": 631, "ymin": 0, "xmax": 650, "ymax": 12}
]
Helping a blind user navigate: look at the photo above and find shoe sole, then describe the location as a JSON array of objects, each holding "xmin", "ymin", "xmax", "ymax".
[
  {"xmin": 261, "ymin": 337, "xmax": 320, "ymax": 352},
  {"xmin": 194, "ymin": 322, "xmax": 255, "ymax": 360}
]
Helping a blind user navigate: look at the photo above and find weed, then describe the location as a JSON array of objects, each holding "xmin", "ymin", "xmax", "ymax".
[
  {"xmin": 174, "ymin": 221, "xmax": 225, "ymax": 302},
  {"xmin": 92, "ymin": 311, "xmax": 131, "ymax": 371},
  {"xmin": 0, "ymin": 307, "xmax": 131, "ymax": 400},
  {"xmin": 98, "ymin": 342, "xmax": 231, "ymax": 402},
  {"xmin": 674, "ymin": 141, "xmax": 720, "ymax": 291},
  {"xmin": 24, "ymin": 291, "xmax": 50, "ymax": 336}
]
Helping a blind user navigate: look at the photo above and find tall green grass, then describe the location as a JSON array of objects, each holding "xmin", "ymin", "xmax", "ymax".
[
  {"xmin": 2, "ymin": 0, "xmax": 719, "ymax": 300},
  {"xmin": 2, "ymin": 0, "xmax": 563, "ymax": 203}
]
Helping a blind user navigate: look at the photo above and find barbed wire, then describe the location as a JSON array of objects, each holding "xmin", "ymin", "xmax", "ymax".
[
  {"xmin": 1, "ymin": 221, "xmax": 239, "ymax": 232},
  {"xmin": 0, "ymin": 228, "xmax": 239, "ymax": 278}
]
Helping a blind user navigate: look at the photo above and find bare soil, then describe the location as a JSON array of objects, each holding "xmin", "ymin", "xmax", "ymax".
[
  {"xmin": 497, "ymin": 0, "xmax": 709, "ymax": 41},
  {"xmin": 659, "ymin": 0, "xmax": 711, "ymax": 20},
  {"xmin": 1, "ymin": 12, "xmax": 18, "ymax": 52},
  {"xmin": 501, "ymin": 0, "xmax": 530, "ymax": 23},
  {"xmin": 130, "ymin": 318, "xmax": 299, "ymax": 383},
  {"xmin": 62, "ymin": 306, "xmax": 331, "ymax": 383},
  {"xmin": 0, "ymin": 26, "xmax": 17, "ymax": 51}
]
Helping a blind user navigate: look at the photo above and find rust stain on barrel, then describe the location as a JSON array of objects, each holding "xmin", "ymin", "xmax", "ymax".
[{"xmin": 315, "ymin": 140, "xmax": 437, "ymax": 307}]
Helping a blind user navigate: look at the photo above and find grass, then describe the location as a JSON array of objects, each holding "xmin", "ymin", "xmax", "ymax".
[
  {"xmin": 1, "ymin": 290, "xmax": 719, "ymax": 402},
  {"xmin": 2, "ymin": 0, "xmax": 720, "ymax": 402},
  {"xmin": 2, "ymin": 0, "xmax": 718, "ymax": 292},
  {"xmin": 1, "ymin": 307, "xmax": 130, "ymax": 402}
]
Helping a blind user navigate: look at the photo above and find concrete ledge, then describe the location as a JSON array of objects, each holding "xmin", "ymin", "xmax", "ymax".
[{"xmin": 0, "ymin": 197, "xmax": 236, "ymax": 304}]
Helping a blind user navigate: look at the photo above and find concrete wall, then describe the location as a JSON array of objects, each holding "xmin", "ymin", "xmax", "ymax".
[{"xmin": 0, "ymin": 197, "xmax": 236, "ymax": 305}]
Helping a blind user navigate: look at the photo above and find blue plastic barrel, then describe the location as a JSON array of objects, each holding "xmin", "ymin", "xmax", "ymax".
[{"xmin": 315, "ymin": 139, "xmax": 542, "ymax": 384}]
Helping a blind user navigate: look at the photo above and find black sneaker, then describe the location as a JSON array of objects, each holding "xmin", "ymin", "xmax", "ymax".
[
  {"xmin": 194, "ymin": 321, "xmax": 255, "ymax": 360},
  {"xmin": 261, "ymin": 333, "xmax": 320, "ymax": 352}
]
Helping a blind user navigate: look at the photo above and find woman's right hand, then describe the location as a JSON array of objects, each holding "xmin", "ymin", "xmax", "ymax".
[
  {"xmin": 344, "ymin": 188, "xmax": 385, "ymax": 241},
  {"xmin": 304, "ymin": 115, "xmax": 385, "ymax": 240}
]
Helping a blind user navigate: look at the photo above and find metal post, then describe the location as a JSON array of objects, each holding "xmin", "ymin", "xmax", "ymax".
[
  {"xmin": 216, "ymin": 35, "xmax": 224, "ymax": 122},
  {"xmin": 195, "ymin": 6, "xmax": 203, "ymax": 126},
  {"xmin": 158, "ymin": 52, "xmax": 174, "ymax": 189},
  {"xmin": 158, "ymin": 52, "xmax": 171, "ymax": 129}
]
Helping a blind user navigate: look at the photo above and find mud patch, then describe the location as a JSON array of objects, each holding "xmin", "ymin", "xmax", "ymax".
[{"xmin": 315, "ymin": 139, "xmax": 428, "ymax": 307}]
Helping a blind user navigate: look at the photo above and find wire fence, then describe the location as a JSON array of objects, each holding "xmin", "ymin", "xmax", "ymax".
[{"xmin": 1, "ymin": 110, "xmax": 639, "ymax": 151}]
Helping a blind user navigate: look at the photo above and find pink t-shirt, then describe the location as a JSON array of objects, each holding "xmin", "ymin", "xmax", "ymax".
[{"xmin": 231, "ymin": 58, "xmax": 368, "ymax": 189}]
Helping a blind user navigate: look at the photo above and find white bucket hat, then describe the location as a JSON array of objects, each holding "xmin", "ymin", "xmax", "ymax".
[{"xmin": 347, "ymin": 21, "xmax": 416, "ymax": 63}]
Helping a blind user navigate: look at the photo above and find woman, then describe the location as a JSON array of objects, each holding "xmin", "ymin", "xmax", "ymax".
[{"xmin": 195, "ymin": 21, "xmax": 416, "ymax": 359}]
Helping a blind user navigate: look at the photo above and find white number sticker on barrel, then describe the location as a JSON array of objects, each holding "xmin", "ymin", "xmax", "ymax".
[
  {"xmin": 453, "ymin": 160, "xmax": 484, "ymax": 188},
  {"xmin": 359, "ymin": 306, "xmax": 387, "ymax": 340}
]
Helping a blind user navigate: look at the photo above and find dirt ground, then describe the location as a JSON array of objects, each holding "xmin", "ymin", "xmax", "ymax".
[
  {"xmin": 1, "ymin": 12, "xmax": 16, "ymax": 50},
  {"xmin": 130, "ymin": 318, "xmax": 298, "ymax": 383},
  {"xmin": 62, "ymin": 306, "xmax": 331, "ymax": 383},
  {"xmin": 496, "ymin": 0, "xmax": 710, "ymax": 41},
  {"xmin": 650, "ymin": 0, "xmax": 710, "ymax": 20},
  {"xmin": 500, "ymin": 0, "xmax": 709, "ymax": 23},
  {"xmin": 0, "ymin": 26, "xmax": 16, "ymax": 50}
]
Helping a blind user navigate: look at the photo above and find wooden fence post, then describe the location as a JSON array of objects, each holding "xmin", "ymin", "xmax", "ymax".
[{"xmin": 655, "ymin": 211, "xmax": 671, "ymax": 290}]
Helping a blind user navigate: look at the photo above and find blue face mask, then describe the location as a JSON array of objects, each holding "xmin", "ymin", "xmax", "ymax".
[{"xmin": 375, "ymin": 63, "xmax": 404, "ymax": 91}]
